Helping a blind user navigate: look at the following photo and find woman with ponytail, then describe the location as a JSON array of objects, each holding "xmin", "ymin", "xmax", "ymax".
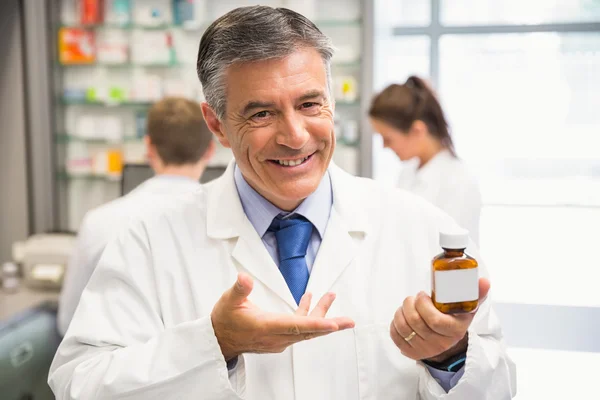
[{"xmin": 369, "ymin": 76, "xmax": 482, "ymax": 244}]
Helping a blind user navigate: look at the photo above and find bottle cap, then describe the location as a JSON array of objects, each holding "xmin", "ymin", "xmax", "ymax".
[{"xmin": 439, "ymin": 229, "xmax": 469, "ymax": 250}]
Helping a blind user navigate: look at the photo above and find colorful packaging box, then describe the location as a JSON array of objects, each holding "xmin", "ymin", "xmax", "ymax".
[{"xmin": 58, "ymin": 28, "xmax": 96, "ymax": 64}]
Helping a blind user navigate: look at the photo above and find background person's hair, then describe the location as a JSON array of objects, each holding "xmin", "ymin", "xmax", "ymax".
[
  {"xmin": 369, "ymin": 76, "xmax": 456, "ymax": 156},
  {"xmin": 146, "ymin": 97, "xmax": 213, "ymax": 165},
  {"xmin": 197, "ymin": 5, "xmax": 335, "ymax": 119}
]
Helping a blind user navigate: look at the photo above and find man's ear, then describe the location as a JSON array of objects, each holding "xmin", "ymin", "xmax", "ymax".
[{"xmin": 201, "ymin": 102, "xmax": 230, "ymax": 148}]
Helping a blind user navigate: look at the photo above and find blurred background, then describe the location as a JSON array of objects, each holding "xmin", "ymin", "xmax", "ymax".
[{"xmin": 0, "ymin": 0, "xmax": 599, "ymax": 398}]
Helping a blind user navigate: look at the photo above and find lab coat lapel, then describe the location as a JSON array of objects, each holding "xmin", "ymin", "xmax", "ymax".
[
  {"xmin": 305, "ymin": 207, "xmax": 355, "ymax": 301},
  {"xmin": 206, "ymin": 161, "xmax": 298, "ymax": 310},
  {"xmin": 306, "ymin": 163, "xmax": 370, "ymax": 301},
  {"xmin": 231, "ymin": 223, "xmax": 298, "ymax": 310}
]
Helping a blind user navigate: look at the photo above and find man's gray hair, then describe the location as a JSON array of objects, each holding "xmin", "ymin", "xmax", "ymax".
[{"xmin": 197, "ymin": 6, "xmax": 335, "ymax": 120}]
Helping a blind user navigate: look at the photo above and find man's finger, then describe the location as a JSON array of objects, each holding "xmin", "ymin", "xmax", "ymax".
[
  {"xmin": 265, "ymin": 314, "xmax": 339, "ymax": 334},
  {"xmin": 327, "ymin": 316, "xmax": 355, "ymax": 330},
  {"xmin": 299, "ymin": 331, "xmax": 333, "ymax": 341},
  {"xmin": 391, "ymin": 307, "xmax": 416, "ymax": 347},
  {"xmin": 264, "ymin": 313, "xmax": 356, "ymax": 335},
  {"xmin": 229, "ymin": 273, "xmax": 253, "ymax": 304},
  {"xmin": 310, "ymin": 292, "xmax": 336, "ymax": 317},
  {"xmin": 275, "ymin": 330, "xmax": 345, "ymax": 343},
  {"xmin": 402, "ymin": 296, "xmax": 435, "ymax": 341},
  {"xmin": 415, "ymin": 292, "xmax": 471, "ymax": 337},
  {"xmin": 390, "ymin": 320, "xmax": 414, "ymax": 356},
  {"xmin": 295, "ymin": 293, "xmax": 313, "ymax": 316}
]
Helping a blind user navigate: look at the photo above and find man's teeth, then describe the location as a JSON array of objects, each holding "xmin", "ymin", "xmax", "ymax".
[{"xmin": 277, "ymin": 156, "xmax": 309, "ymax": 167}]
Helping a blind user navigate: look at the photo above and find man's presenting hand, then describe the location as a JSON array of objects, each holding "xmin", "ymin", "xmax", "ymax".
[
  {"xmin": 211, "ymin": 273, "xmax": 355, "ymax": 361},
  {"xmin": 390, "ymin": 278, "xmax": 491, "ymax": 362}
]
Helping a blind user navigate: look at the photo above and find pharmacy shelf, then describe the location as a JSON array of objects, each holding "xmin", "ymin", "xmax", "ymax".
[
  {"xmin": 57, "ymin": 165, "xmax": 231, "ymax": 182},
  {"xmin": 60, "ymin": 98, "xmax": 153, "ymax": 107},
  {"xmin": 57, "ymin": 171, "xmax": 122, "ymax": 182},
  {"xmin": 59, "ymin": 23, "xmax": 199, "ymax": 31},
  {"xmin": 53, "ymin": 0, "xmax": 368, "ymax": 232},
  {"xmin": 55, "ymin": 134, "xmax": 142, "ymax": 144},
  {"xmin": 58, "ymin": 61, "xmax": 180, "ymax": 68},
  {"xmin": 59, "ymin": 19, "xmax": 361, "ymax": 31},
  {"xmin": 60, "ymin": 98, "xmax": 359, "ymax": 108},
  {"xmin": 59, "ymin": 60, "xmax": 361, "ymax": 68},
  {"xmin": 336, "ymin": 100, "xmax": 361, "ymax": 106},
  {"xmin": 56, "ymin": 133, "xmax": 359, "ymax": 148}
]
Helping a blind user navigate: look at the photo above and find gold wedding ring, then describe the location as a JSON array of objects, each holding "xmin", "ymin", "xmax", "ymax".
[{"xmin": 404, "ymin": 331, "xmax": 417, "ymax": 342}]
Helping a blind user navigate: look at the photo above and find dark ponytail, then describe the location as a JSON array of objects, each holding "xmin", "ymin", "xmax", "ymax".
[{"xmin": 369, "ymin": 75, "xmax": 456, "ymax": 156}]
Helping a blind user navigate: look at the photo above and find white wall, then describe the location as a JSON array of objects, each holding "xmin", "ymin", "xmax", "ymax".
[{"xmin": 0, "ymin": 0, "xmax": 29, "ymax": 262}]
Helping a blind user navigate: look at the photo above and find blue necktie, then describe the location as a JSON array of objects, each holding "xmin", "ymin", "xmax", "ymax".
[{"xmin": 268, "ymin": 215, "xmax": 312, "ymax": 305}]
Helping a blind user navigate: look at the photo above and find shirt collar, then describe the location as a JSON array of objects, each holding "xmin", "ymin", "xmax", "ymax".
[{"xmin": 234, "ymin": 164, "xmax": 332, "ymax": 239}]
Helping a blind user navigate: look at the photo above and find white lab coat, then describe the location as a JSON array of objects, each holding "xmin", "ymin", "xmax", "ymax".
[
  {"xmin": 57, "ymin": 175, "xmax": 200, "ymax": 336},
  {"xmin": 398, "ymin": 150, "xmax": 482, "ymax": 245},
  {"xmin": 49, "ymin": 162, "xmax": 515, "ymax": 400}
]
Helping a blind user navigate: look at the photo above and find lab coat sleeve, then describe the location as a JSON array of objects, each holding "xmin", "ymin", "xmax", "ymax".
[
  {"xmin": 416, "ymin": 240, "xmax": 517, "ymax": 399},
  {"xmin": 48, "ymin": 220, "xmax": 246, "ymax": 400},
  {"xmin": 57, "ymin": 215, "xmax": 102, "ymax": 336}
]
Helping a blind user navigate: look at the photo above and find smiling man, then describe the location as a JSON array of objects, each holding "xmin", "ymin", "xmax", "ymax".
[{"xmin": 49, "ymin": 6, "xmax": 516, "ymax": 400}]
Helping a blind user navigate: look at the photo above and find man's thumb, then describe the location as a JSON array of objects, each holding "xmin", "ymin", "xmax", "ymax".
[{"xmin": 230, "ymin": 273, "xmax": 253, "ymax": 302}]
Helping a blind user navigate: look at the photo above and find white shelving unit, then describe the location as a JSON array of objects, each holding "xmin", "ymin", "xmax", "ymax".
[{"xmin": 53, "ymin": 0, "xmax": 371, "ymax": 231}]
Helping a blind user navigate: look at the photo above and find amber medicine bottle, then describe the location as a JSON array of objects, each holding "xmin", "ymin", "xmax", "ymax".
[{"xmin": 432, "ymin": 230, "xmax": 479, "ymax": 314}]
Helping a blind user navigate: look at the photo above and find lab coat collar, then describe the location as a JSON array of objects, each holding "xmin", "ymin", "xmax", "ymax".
[
  {"xmin": 414, "ymin": 149, "xmax": 454, "ymax": 184},
  {"xmin": 327, "ymin": 163, "xmax": 370, "ymax": 235},
  {"xmin": 206, "ymin": 160, "xmax": 247, "ymax": 239},
  {"xmin": 304, "ymin": 162, "xmax": 371, "ymax": 304},
  {"xmin": 232, "ymin": 165, "xmax": 331, "ymax": 239},
  {"xmin": 207, "ymin": 160, "xmax": 370, "ymax": 239}
]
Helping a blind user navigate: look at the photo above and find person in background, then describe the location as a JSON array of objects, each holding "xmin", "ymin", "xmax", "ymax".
[
  {"xmin": 369, "ymin": 76, "xmax": 483, "ymax": 245},
  {"xmin": 57, "ymin": 97, "xmax": 215, "ymax": 336}
]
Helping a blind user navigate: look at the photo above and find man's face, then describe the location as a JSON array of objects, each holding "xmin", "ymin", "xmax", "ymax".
[{"xmin": 203, "ymin": 48, "xmax": 335, "ymax": 211}]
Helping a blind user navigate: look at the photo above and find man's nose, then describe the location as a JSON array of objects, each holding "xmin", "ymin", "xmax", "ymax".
[{"xmin": 276, "ymin": 114, "xmax": 310, "ymax": 150}]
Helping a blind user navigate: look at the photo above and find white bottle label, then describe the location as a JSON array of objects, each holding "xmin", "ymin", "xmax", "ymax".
[{"xmin": 434, "ymin": 268, "xmax": 479, "ymax": 303}]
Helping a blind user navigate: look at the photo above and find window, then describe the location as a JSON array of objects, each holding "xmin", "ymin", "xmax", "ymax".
[
  {"xmin": 374, "ymin": 1, "xmax": 600, "ymax": 398},
  {"xmin": 375, "ymin": 0, "xmax": 431, "ymax": 28},
  {"xmin": 439, "ymin": 32, "xmax": 600, "ymax": 206},
  {"xmin": 441, "ymin": 0, "xmax": 600, "ymax": 26}
]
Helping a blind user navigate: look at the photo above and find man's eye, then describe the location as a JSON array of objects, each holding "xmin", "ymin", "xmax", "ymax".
[
  {"xmin": 301, "ymin": 102, "xmax": 319, "ymax": 109},
  {"xmin": 252, "ymin": 111, "xmax": 270, "ymax": 119}
]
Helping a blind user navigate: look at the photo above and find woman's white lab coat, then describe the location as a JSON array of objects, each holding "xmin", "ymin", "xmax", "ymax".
[
  {"xmin": 48, "ymin": 162, "xmax": 515, "ymax": 400},
  {"xmin": 397, "ymin": 150, "xmax": 482, "ymax": 245}
]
